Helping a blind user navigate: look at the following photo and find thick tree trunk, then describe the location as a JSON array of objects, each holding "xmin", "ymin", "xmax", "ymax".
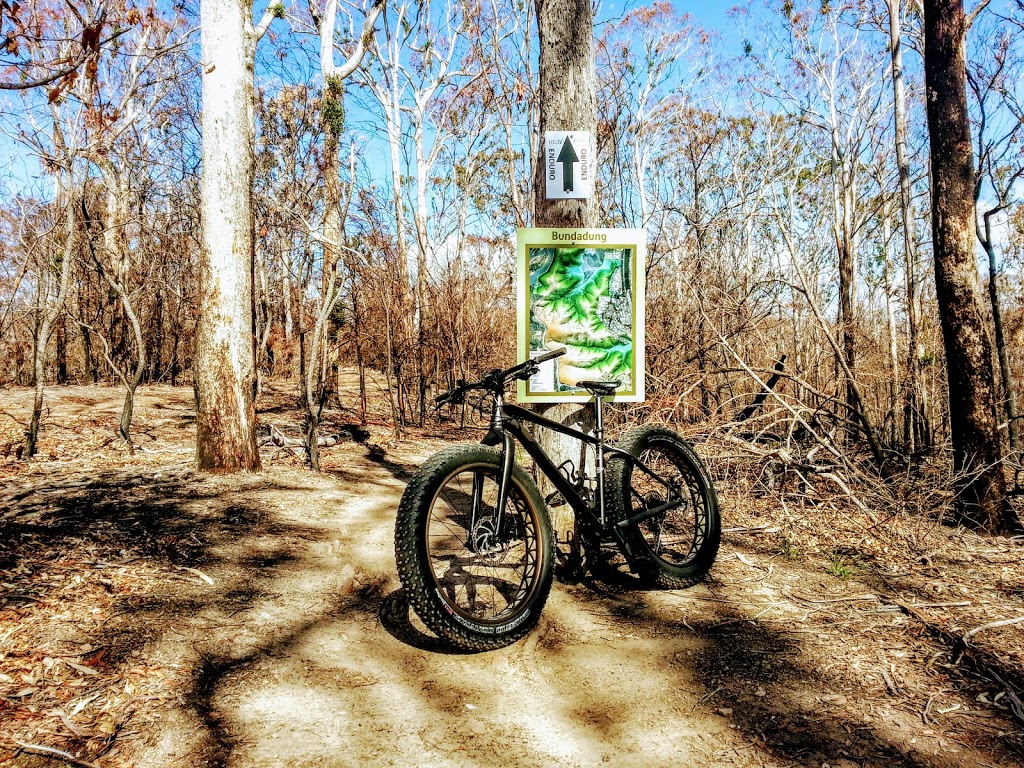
[
  {"xmin": 533, "ymin": 0, "xmax": 596, "ymax": 229},
  {"xmin": 81, "ymin": 322, "xmax": 96, "ymax": 383},
  {"xmin": 195, "ymin": 0, "xmax": 261, "ymax": 472},
  {"xmin": 534, "ymin": 0, "xmax": 597, "ymax": 541},
  {"xmin": 923, "ymin": 0, "xmax": 1016, "ymax": 532}
]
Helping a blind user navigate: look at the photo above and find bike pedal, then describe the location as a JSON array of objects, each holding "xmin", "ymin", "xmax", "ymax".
[{"xmin": 544, "ymin": 490, "xmax": 568, "ymax": 507}]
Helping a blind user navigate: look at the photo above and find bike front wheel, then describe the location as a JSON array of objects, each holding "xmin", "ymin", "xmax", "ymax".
[
  {"xmin": 395, "ymin": 445, "xmax": 554, "ymax": 651},
  {"xmin": 607, "ymin": 426, "xmax": 721, "ymax": 588}
]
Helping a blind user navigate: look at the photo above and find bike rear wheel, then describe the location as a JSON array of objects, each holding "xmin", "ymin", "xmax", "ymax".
[
  {"xmin": 395, "ymin": 445, "xmax": 554, "ymax": 651},
  {"xmin": 608, "ymin": 426, "xmax": 720, "ymax": 588}
]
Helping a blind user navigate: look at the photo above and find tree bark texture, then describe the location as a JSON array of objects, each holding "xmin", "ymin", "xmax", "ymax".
[
  {"xmin": 980, "ymin": 214, "xmax": 1019, "ymax": 450},
  {"xmin": 195, "ymin": 0, "xmax": 261, "ymax": 472},
  {"xmin": 923, "ymin": 0, "xmax": 1015, "ymax": 532},
  {"xmin": 533, "ymin": 0, "xmax": 597, "ymax": 540},
  {"xmin": 533, "ymin": 0, "xmax": 596, "ymax": 228},
  {"xmin": 26, "ymin": 189, "xmax": 77, "ymax": 457}
]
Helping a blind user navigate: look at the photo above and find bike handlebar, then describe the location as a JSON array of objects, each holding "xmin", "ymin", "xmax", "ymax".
[{"xmin": 434, "ymin": 348, "xmax": 567, "ymax": 406}]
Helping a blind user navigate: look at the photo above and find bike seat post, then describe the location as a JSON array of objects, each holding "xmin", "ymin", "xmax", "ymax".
[{"xmin": 595, "ymin": 394, "xmax": 606, "ymax": 527}]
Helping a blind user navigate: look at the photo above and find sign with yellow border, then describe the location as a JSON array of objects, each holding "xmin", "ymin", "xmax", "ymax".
[{"xmin": 516, "ymin": 228, "xmax": 645, "ymax": 403}]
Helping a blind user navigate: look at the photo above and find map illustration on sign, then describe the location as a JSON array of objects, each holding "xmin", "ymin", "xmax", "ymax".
[{"xmin": 517, "ymin": 228, "xmax": 645, "ymax": 403}]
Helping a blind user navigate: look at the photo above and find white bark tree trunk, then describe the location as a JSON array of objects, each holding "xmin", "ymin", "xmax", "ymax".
[
  {"xmin": 195, "ymin": 0, "xmax": 270, "ymax": 471},
  {"xmin": 886, "ymin": 0, "xmax": 924, "ymax": 452}
]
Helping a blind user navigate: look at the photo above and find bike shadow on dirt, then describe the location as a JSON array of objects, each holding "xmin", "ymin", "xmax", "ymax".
[{"xmin": 378, "ymin": 588, "xmax": 478, "ymax": 655}]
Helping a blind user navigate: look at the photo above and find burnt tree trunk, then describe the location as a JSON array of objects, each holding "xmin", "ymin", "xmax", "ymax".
[
  {"xmin": 923, "ymin": 0, "xmax": 1017, "ymax": 532},
  {"xmin": 979, "ymin": 212, "xmax": 1019, "ymax": 451}
]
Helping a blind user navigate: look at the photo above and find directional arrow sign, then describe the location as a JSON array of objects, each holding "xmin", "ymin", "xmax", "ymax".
[
  {"xmin": 557, "ymin": 137, "xmax": 578, "ymax": 192},
  {"xmin": 545, "ymin": 131, "xmax": 592, "ymax": 200}
]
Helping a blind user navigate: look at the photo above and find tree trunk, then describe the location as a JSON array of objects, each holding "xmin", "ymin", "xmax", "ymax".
[
  {"xmin": 195, "ymin": 0, "xmax": 262, "ymax": 472},
  {"xmin": 55, "ymin": 315, "xmax": 68, "ymax": 385},
  {"xmin": 882, "ymin": 210, "xmax": 900, "ymax": 446},
  {"xmin": 923, "ymin": 0, "xmax": 1016, "ymax": 532},
  {"xmin": 81, "ymin": 322, "xmax": 96, "ymax": 383},
  {"xmin": 533, "ymin": 0, "xmax": 596, "ymax": 229},
  {"xmin": 414, "ymin": 116, "xmax": 431, "ymax": 428},
  {"xmin": 151, "ymin": 288, "xmax": 164, "ymax": 382},
  {"xmin": 25, "ymin": 188, "xmax": 77, "ymax": 457},
  {"xmin": 534, "ymin": 0, "xmax": 597, "ymax": 541},
  {"xmin": 980, "ymin": 213, "xmax": 1019, "ymax": 450},
  {"xmin": 887, "ymin": 0, "xmax": 925, "ymax": 453},
  {"xmin": 831, "ymin": 151, "xmax": 858, "ymax": 427},
  {"xmin": 113, "ymin": 280, "xmax": 147, "ymax": 447}
]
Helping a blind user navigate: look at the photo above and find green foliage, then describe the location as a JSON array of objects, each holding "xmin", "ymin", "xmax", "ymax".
[
  {"xmin": 778, "ymin": 535, "xmax": 800, "ymax": 559},
  {"xmin": 826, "ymin": 553, "xmax": 854, "ymax": 579},
  {"xmin": 322, "ymin": 76, "xmax": 345, "ymax": 136},
  {"xmin": 271, "ymin": 2, "xmax": 286, "ymax": 19},
  {"xmin": 329, "ymin": 297, "xmax": 346, "ymax": 333}
]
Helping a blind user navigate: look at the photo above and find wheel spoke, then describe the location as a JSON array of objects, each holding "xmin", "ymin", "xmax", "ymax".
[
  {"xmin": 628, "ymin": 440, "xmax": 711, "ymax": 570},
  {"xmin": 426, "ymin": 465, "xmax": 539, "ymax": 622}
]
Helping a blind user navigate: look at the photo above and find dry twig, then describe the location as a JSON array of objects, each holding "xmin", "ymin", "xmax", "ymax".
[
  {"xmin": 962, "ymin": 615, "xmax": 1024, "ymax": 644},
  {"xmin": 12, "ymin": 740, "xmax": 102, "ymax": 768}
]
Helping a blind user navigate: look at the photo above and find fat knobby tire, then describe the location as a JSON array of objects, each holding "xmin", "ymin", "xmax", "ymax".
[
  {"xmin": 394, "ymin": 444, "xmax": 554, "ymax": 651},
  {"xmin": 607, "ymin": 426, "xmax": 721, "ymax": 589}
]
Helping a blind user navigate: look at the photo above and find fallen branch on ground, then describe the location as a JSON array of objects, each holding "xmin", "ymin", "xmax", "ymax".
[{"xmin": 12, "ymin": 741, "xmax": 102, "ymax": 768}]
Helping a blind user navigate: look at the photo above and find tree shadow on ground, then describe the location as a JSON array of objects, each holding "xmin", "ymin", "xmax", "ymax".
[
  {"xmin": 5, "ymin": 461, "xmax": 1022, "ymax": 768},
  {"xmin": 0, "ymin": 466, "xmax": 325, "ymax": 766},
  {"xmin": 572, "ymin": 559, "xmax": 1024, "ymax": 768}
]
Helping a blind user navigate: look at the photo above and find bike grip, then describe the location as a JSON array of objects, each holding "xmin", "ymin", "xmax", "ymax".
[{"xmin": 532, "ymin": 348, "xmax": 567, "ymax": 364}]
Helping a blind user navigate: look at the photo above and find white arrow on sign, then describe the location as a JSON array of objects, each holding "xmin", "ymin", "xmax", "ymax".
[{"xmin": 545, "ymin": 131, "xmax": 592, "ymax": 200}]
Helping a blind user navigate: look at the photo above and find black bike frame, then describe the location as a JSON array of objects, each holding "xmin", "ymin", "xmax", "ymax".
[{"xmin": 481, "ymin": 393, "xmax": 683, "ymax": 560}]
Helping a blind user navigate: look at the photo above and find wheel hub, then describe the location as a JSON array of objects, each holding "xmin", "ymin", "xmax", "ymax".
[{"xmin": 471, "ymin": 517, "xmax": 502, "ymax": 555}]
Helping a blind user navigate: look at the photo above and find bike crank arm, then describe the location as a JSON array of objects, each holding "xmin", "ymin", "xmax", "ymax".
[{"xmin": 615, "ymin": 498, "xmax": 683, "ymax": 529}]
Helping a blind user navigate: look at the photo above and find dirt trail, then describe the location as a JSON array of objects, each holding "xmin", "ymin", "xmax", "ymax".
[
  {"xmin": 125, "ymin": 449, "xmax": 735, "ymax": 768},
  {"xmin": 1, "ymin": 384, "xmax": 1022, "ymax": 768}
]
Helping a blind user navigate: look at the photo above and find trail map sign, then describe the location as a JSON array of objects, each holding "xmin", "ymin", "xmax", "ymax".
[
  {"xmin": 544, "ymin": 132, "xmax": 592, "ymax": 199},
  {"xmin": 516, "ymin": 228, "xmax": 645, "ymax": 403}
]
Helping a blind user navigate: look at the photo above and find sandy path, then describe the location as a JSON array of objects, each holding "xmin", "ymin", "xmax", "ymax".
[{"xmin": 120, "ymin": 444, "xmax": 746, "ymax": 768}]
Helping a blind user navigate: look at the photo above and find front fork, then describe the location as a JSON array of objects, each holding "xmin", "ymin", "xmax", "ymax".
[
  {"xmin": 494, "ymin": 431, "xmax": 516, "ymax": 538},
  {"xmin": 469, "ymin": 396, "xmax": 514, "ymax": 547}
]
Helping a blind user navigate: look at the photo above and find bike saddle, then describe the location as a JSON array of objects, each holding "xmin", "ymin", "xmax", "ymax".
[{"xmin": 577, "ymin": 380, "xmax": 619, "ymax": 397}]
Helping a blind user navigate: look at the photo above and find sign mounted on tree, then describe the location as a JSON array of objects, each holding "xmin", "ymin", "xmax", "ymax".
[
  {"xmin": 516, "ymin": 228, "xmax": 645, "ymax": 403},
  {"xmin": 544, "ymin": 132, "xmax": 592, "ymax": 199}
]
